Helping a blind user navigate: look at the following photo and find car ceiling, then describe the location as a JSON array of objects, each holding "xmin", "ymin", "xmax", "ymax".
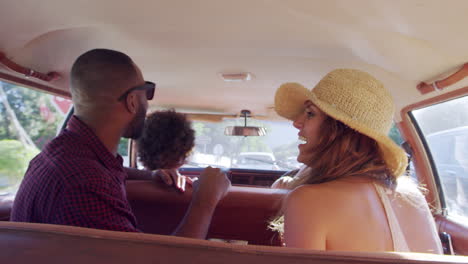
[{"xmin": 1, "ymin": 0, "xmax": 468, "ymax": 121}]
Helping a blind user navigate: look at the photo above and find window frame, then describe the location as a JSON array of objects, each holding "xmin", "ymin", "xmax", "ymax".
[
  {"xmin": 407, "ymin": 110, "xmax": 448, "ymax": 214},
  {"xmin": 399, "ymin": 87, "xmax": 468, "ymax": 217}
]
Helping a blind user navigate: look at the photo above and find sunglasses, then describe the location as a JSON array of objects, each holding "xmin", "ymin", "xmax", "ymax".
[{"xmin": 117, "ymin": 81, "xmax": 156, "ymax": 101}]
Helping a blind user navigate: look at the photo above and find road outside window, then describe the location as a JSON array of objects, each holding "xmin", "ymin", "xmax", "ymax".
[{"xmin": 412, "ymin": 96, "xmax": 468, "ymax": 220}]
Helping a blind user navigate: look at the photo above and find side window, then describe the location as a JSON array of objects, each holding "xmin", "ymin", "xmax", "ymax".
[
  {"xmin": 388, "ymin": 123, "xmax": 404, "ymax": 145},
  {"xmin": 118, "ymin": 138, "xmax": 129, "ymax": 167},
  {"xmin": 411, "ymin": 95, "xmax": 468, "ymax": 220},
  {"xmin": 389, "ymin": 123, "xmax": 417, "ymax": 180},
  {"xmin": 0, "ymin": 80, "xmax": 71, "ymax": 198}
]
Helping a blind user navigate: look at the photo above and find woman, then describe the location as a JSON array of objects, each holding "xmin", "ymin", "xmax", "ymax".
[
  {"xmin": 138, "ymin": 109, "xmax": 195, "ymax": 189},
  {"xmin": 271, "ymin": 69, "xmax": 442, "ymax": 253}
]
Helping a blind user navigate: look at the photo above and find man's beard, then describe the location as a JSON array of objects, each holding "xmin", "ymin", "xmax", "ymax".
[{"xmin": 123, "ymin": 105, "xmax": 146, "ymax": 139}]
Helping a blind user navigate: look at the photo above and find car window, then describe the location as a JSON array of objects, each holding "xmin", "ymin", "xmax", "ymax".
[
  {"xmin": 411, "ymin": 95, "xmax": 468, "ymax": 220},
  {"xmin": 135, "ymin": 118, "xmax": 408, "ymax": 172},
  {"xmin": 134, "ymin": 118, "xmax": 300, "ymax": 171},
  {"xmin": 185, "ymin": 119, "xmax": 406, "ymax": 171},
  {"xmin": 187, "ymin": 119, "xmax": 301, "ymax": 171},
  {"xmin": 0, "ymin": 80, "xmax": 71, "ymax": 198},
  {"xmin": 118, "ymin": 138, "xmax": 130, "ymax": 167}
]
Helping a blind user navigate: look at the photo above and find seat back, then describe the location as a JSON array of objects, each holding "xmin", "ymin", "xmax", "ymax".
[
  {"xmin": 126, "ymin": 182, "xmax": 286, "ymax": 245},
  {"xmin": 1, "ymin": 222, "xmax": 466, "ymax": 264}
]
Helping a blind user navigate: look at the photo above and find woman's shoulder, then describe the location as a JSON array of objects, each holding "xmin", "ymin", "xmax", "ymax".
[
  {"xmin": 283, "ymin": 181, "xmax": 363, "ymax": 233},
  {"xmin": 394, "ymin": 176, "xmax": 432, "ymax": 211},
  {"xmin": 286, "ymin": 184, "xmax": 328, "ymax": 208},
  {"xmin": 290, "ymin": 178, "xmax": 370, "ymax": 194},
  {"xmin": 288, "ymin": 182, "xmax": 333, "ymax": 198},
  {"xmin": 287, "ymin": 177, "xmax": 429, "ymax": 210},
  {"xmin": 286, "ymin": 179, "xmax": 381, "ymax": 213},
  {"xmin": 286, "ymin": 181, "xmax": 354, "ymax": 206}
]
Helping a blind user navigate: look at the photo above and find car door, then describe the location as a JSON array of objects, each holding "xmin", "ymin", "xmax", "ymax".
[{"xmin": 400, "ymin": 90, "xmax": 468, "ymax": 255}]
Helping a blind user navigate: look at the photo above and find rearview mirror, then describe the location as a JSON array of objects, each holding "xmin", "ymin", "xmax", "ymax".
[
  {"xmin": 224, "ymin": 110, "xmax": 266, "ymax": 137},
  {"xmin": 224, "ymin": 126, "xmax": 266, "ymax": 136}
]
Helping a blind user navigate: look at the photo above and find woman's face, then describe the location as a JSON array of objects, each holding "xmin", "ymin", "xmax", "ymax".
[{"xmin": 293, "ymin": 100, "xmax": 327, "ymax": 164}]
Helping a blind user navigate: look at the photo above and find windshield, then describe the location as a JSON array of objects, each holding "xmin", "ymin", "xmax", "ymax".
[
  {"xmin": 136, "ymin": 118, "xmax": 302, "ymax": 171},
  {"xmin": 186, "ymin": 118, "xmax": 301, "ymax": 170},
  {"xmin": 135, "ymin": 117, "xmax": 403, "ymax": 171}
]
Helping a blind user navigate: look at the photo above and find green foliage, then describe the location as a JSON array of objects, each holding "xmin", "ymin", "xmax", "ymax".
[
  {"xmin": 0, "ymin": 140, "xmax": 39, "ymax": 191},
  {"xmin": 192, "ymin": 122, "xmax": 206, "ymax": 137},
  {"xmin": 0, "ymin": 81, "xmax": 67, "ymax": 192},
  {"xmin": 388, "ymin": 124, "xmax": 404, "ymax": 145},
  {"xmin": 0, "ymin": 82, "xmax": 64, "ymax": 149},
  {"xmin": 191, "ymin": 119, "xmax": 271, "ymax": 159},
  {"xmin": 118, "ymin": 138, "xmax": 129, "ymax": 156}
]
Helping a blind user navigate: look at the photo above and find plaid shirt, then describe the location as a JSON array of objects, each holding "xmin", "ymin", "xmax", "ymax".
[{"xmin": 11, "ymin": 116, "xmax": 138, "ymax": 232}]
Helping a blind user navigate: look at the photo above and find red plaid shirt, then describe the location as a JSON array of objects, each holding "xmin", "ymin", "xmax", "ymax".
[{"xmin": 11, "ymin": 116, "xmax": 138, "ymax": 232}]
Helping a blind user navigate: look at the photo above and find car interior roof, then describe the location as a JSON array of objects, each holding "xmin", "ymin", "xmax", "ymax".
[{"xmin": 1, "ymin": 0, "xmax": 468, "ymax": 121}]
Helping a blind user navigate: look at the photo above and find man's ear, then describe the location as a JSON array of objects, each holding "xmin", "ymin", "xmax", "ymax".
[{"xmin": 125, "ymin": 93, "xmax": 138, "ymax": 114}]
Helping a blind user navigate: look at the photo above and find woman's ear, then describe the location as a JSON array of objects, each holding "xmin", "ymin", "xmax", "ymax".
[{"xmin": 125, "ymin": 92, "xmax": 138, "ymax": 114}]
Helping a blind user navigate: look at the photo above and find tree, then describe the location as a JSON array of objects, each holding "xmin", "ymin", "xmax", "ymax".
[
  {"xmin": 0, "ymin": 81, "xmax": 67, "ymax": 192},
  {"xmin": 192, "ymin": 119, "xmax": 271, "ymax": 155},
  {"xmin": 0, "ymin": 140, "xmax": 39, "ymax": 192},
  {"xmin": 0, "ymin": 81, "xmax": 64, "ymax": 149},
  {"xmin": 118, "ymin": 138, "xmax": 129, "ymax": 156},
  {"xmin": 0, "ymin": 82, "xmax": 35, "ymax": 147},
  {"xmin": 389, "ymin": 124, "xmax": 404, "ymax": 145}
]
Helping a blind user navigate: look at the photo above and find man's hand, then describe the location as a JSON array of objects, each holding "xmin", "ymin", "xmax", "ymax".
[
  {"xmin": 191, "ymin": 166, "xmax": 231, "ymax": 207},
  {"xmin": 152, "ymin": 169, "xmax": 195, "ymax": 193},
  {"xmin": 170, "ymin": 166, "xmax": 231, "ymax": 238}
]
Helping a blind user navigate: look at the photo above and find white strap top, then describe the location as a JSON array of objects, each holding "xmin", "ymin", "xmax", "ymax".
[{"xmin": 373, "ymin": 182, "xmax": 410, "ymax": 252}]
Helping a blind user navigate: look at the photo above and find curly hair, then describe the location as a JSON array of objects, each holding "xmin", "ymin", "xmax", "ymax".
[{"xmin": 137, "ymin": 110, "xmax": 195, "ymax": 170}]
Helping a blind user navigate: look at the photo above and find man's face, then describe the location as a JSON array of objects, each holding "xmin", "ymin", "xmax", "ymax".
[
  {"xmin": 123, "ymin": 64, "xmax": 149, "ymax": 139},
  {"xmin": 123, "ymin": 100, "xmax": 147, "ymax": 139}
]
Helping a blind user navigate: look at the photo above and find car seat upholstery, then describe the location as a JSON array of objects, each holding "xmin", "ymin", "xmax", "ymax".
[{"xmin": 0, "ymin": 222, "xmax": 466, "ymax": 264}]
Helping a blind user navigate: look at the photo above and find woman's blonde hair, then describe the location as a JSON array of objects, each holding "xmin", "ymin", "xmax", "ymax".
[
  {"xmin": 294, "ymin": 116, "xmax": 395, "ymax": 189},
  {"xmin": 269, "ymin": 116, "xmax": 397, "ymax": 234}
]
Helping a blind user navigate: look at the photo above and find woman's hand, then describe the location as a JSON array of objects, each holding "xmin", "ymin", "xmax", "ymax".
[{"xmin": 271, "ymin": 176, "xmax": 294, "ymax": 189}]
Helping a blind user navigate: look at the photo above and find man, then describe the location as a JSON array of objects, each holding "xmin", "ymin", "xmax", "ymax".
[{"xmin": 11, "ymin": 49, "xmax": 230, "ymax": 238}]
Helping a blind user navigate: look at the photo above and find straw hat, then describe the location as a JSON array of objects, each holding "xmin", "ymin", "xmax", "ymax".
[{"xmin": 274, "ymin": 69, "xmax": 407, "ymax": 177}]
